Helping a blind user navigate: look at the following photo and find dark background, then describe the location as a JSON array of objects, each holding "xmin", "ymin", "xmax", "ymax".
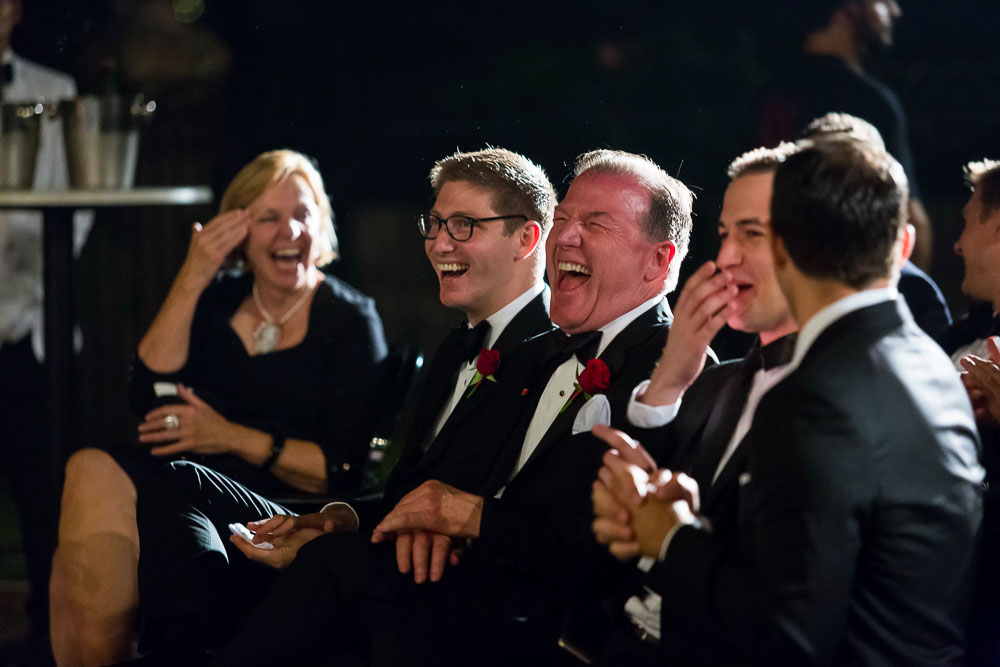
[{"xmin": 9, "ymin": 0, "xmax": 1000, "ymax": 450}]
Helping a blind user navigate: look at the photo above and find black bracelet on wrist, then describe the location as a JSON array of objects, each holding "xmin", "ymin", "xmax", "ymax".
[{"xmin": 263, "ymin": 432, "xmax": 286, "ymax": 470}]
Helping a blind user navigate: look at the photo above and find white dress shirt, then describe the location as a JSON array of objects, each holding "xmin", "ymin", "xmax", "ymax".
[
  {"xmin": 0, "ymin": 52, "xmax": 91, "ymax": 360},
  {"xmin": 501, "ymin": 295, "xmax": 665, "ymax": 491}
]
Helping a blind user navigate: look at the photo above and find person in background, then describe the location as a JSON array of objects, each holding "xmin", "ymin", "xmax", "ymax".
[
  {"xmin": 757, "ymin": 0, "xmax": 934, "ymax": 269},
  {"xmin": 0, "ymin": 0, "xmax": 87, "ymax": 664},
  {"xmin": 47, "ymin": 149, "xmax": 387, "ymax": 667},
  {"xmin": 946, "ymin": 157, "xmax": 1000, "ymax": 666}
]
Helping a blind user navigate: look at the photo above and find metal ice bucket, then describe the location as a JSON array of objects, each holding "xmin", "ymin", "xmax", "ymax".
[
  {"xmin": 0, "ymin": 102, "xmax": 44, "ymax": 189},
  {"xmin": 58, "ymin": 95, "xmax": 156, "ymax": 189}
]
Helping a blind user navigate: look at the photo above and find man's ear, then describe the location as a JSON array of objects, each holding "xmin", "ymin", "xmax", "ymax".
[
  {"xmin": 770, "ymin": 233, "xmax": 789, "ymax": 272},
  {"xmin": 515, "ymin": 220, "xmax": 542, "ymax": 260},
  {"xmin": 644, "ymin": 240, "xmax": 676, "ymax": 282},
  {"xmin": 899, "ymin": 223, "xmax": 915, "ymax": 262}
]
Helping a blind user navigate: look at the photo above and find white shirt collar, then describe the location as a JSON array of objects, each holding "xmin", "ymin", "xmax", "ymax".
[
  {"xmin": 788, "ymin": 287, "xmax": 897, "ymax": 371},
  {"xmin": 595, "ymin": 294, "xmax": 665, "ymax": 357},
  {"xmin": 480, "ymin": 282, "xmax": 546, "ymax": 349}
]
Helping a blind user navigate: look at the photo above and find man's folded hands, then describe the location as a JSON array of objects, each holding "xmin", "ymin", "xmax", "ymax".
[{"xmin": 591, "ymin": 424, "xmax": 700, "ymax": 561}]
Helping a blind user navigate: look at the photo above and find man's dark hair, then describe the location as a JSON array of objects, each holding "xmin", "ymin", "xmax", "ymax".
[
  {"xmin": 965, "ymin": 159, "xmax": 1000, "ymax": 221},
  {"xmin": 771, "ymin": 138, "xmax": 908, "ymax": 288}
]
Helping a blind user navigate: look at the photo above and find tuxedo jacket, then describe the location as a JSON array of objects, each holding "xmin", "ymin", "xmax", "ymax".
[
  {"xmin": 359, "ymin": 290, "xmax": 553, "ymax": 530},
  {"xmin": 468, "ymin": 300, "xmax": 674, "ymax": 625},
  {"xmin": 651, "ymin": 353, "xmax": 756, "ymax": 539},
  {"xmin": 656, "ymin": 299, "xmax": 983, "ymax": 666},
  {"xmin": 898, "ymin": 260, "xmax": 951, "ymax": 342}
]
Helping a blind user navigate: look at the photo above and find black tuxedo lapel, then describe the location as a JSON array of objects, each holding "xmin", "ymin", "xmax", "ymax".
[
  {"xmin": 689, "ymin": 346, "xmax": 760, "ymax": 497},
  {"xmin": 517, "ymin": 299, "xmax": 672, "ymax": 474},
  {"xmin": 417, "ymin": 291, "xmax": 553, "ymax": 470},
  {"xmin": 401, "ymin": 328, "xmax": 466, "ymax": 463}
]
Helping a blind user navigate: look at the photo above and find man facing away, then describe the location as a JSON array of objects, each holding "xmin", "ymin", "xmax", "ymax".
[
  {"xmin": 211, "ymin": 149, "xmax": 699, "ymax": 666},
  {"xmin": 594, "ymin": 137, "xmax": 983, "ymax": 665}
]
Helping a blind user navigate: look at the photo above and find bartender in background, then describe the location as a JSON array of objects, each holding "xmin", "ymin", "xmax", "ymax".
[{"xmin": 0, "ymin": 0, "xmax": 89, "ymax": 663}]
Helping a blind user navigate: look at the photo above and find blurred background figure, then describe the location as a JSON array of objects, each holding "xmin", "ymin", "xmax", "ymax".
[
  {"xmin": 0, "ymin": 0, "xmax": 86, "ymax": 664},
  {"xmin": 755, "ymin": 0, "xmax": 935, "ymax": 270}
]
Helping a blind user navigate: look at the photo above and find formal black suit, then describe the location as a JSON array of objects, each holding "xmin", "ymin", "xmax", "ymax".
[
  {"xmin": 593, "ymin": 339, "xmax": 793, "ymax": 665},
  {"xmin": 654, "ymin": 299, "xmax": 983, "ymax": 665},
  {"xmin": 372, "ymin": 290, "xmax": 554, "ymax": 528},
  {"xmin": 135, "ymin": 291, "xmax": 552, "ymax": 658},
  {"xmin": 898, "ymin": 259, "xmax": 951, "ymax": 342},
  {"xmin": 212, "ymin": 300, "xmax": 676, "ymax": 667}
]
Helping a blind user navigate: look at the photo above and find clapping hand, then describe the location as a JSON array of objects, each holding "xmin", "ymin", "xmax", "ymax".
[
  {"xmin": 591, "ymin": 424, "xmax": 701, "ymax": 560},
  {"xmin": 961, "ymin": 337, "xmax": 1000, "ymax": 425}
]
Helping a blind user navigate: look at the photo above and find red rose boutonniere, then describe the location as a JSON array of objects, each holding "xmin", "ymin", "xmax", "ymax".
[
  {"xmin": 559, "ymin": 358, "xmax": 611, "ymax": 413},
  {"xmin": 466, "ymin": 348, "xmax": 500, "ymax": 397}
]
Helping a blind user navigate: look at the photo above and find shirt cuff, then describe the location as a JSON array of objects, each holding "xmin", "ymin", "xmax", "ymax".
[
  {"xmin": 319, "ymin": 501, "xmax": 360, "ymax": 531},
  {"xmin": 627, "ymin": 380, "xmax": 682, "ymax": 428},
  {"xmin": 657, "ymin": 515, "xmax": 708, "ymax": 562}
]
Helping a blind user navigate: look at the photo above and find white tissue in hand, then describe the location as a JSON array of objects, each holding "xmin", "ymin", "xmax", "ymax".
[
  {"xmin": 228, "ymin": 523, "xmax": 274, "ymax": 550},
  {"xmin": 573, "ymin": 394, "xmax": 611, "ymax": 435}
]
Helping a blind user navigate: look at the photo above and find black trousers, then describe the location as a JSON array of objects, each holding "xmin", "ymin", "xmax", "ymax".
[
  {"xmin": 210, "ymin": 531, "xmax": 575, "ymax": 667},
  {"xmin": 135, "ymin": 461, "xmax": 293, "ymax": 655},
  {"xmin": 0, "ymin": 336, "xmax": 52, "ymax": 638}
]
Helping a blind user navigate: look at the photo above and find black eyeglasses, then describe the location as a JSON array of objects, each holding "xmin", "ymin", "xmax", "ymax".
[{"xmin": 417, "ymin": 213, "xmax": 528, "ymax": 241}]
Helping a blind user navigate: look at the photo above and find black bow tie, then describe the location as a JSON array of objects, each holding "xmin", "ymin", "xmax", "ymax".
[
  {"xmin": 456, "ymin": 320, "xmax": 490, "ymax": 364},
  {"xmin": 552, "ymin": 329, "xmax": 602, "ymax": 364},
  {"xmin": 753, "ymin": 333, "xmax": 797, "ymax": 371}
]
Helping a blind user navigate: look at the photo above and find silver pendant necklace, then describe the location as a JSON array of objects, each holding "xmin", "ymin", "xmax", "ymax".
[{"xmin": 251, "ymin": 282, "xmax": 313, "ymax": 354}]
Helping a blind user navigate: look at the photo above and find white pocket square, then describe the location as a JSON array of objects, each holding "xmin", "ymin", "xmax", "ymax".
[
  {"xmin": 738, "ymin": 472, "xmax": 752, "ymax": 487},
  {"xmin": 573, "ymin": 394, "xmax": 611, "ymax": 435}
]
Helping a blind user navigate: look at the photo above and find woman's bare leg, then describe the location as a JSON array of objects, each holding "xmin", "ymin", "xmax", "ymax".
[{"xmin": 49, "ymin": 448, "xmax": 139, "ymax": 667}]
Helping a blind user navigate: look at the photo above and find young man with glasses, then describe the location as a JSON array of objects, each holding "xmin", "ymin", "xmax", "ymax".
[
  {"xmin": 214, "ymin": 149, "xmax": 700, "ymax": 666},
  {"xmin": 129, "ymin": 148, "xmax": 557, "ymax": 662}
]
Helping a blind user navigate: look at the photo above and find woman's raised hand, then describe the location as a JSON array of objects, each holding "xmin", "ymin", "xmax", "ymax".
[{"xmin": 176, "ymin": 209, "xmax": 252, "ymax": 292}]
